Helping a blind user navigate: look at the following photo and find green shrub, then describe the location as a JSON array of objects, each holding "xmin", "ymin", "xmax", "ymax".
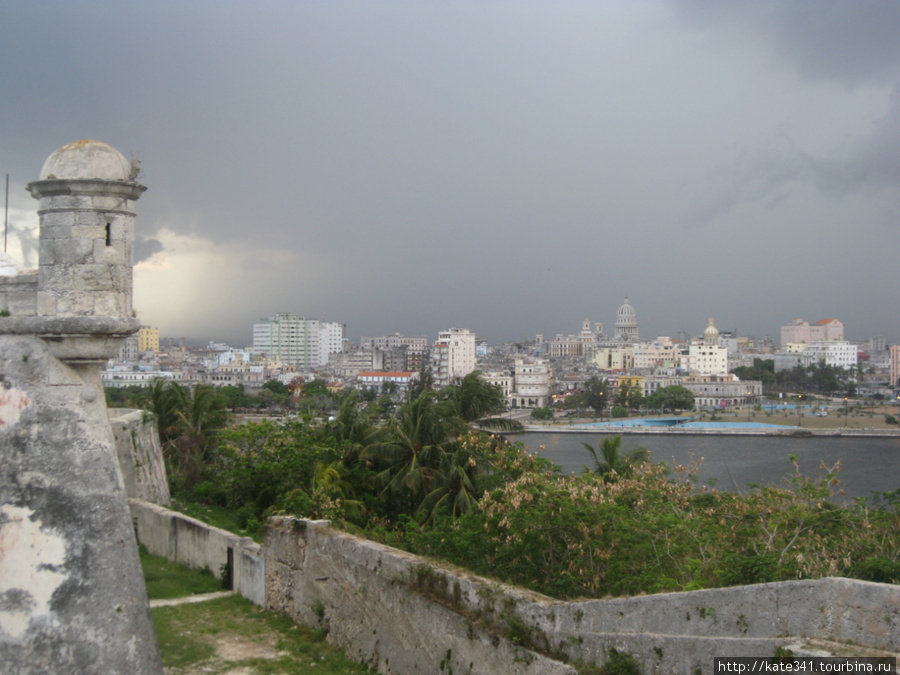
[
  {"xmin": 611, "ymin": 406, "xmax": 628, "ymax": 418},
  {"xmin": 851, "ymin": 558, "xmax": 900, "ymax": 583}
]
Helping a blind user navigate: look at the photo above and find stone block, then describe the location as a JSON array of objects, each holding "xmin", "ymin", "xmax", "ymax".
[
  {"xmin": 43, "ymin": 194, "xmax": 93, "ymax": 209},
  {"xmin": 40, "ymin": 209, "xmax": 77, "ymax": 224},
  {"xmin": 93, "ymin": 292, "xmax": 126, "ymax": 317},
  {"xmin": 0, "ymin": 336, "xmax": 163, "ymax": 673},
  {"xmin": 39, "ymin": 222, "xmax": 73, "ymax": 240},
  {"xmin": 36, "ymin": 290, "xmax": 57, "ymax": 315},
  {"xmin": 40, "ymin": 238, "xmax": 94, "ymax": 265},
  {"xmin": 74, "ymin": 211, "xmax": 103, "ymax": 227},
  {"xmin": 38, "ymin": 263, "xmax": 74, "ymax": 290},
  {"xmin": 72, "ymin": 224, "xmax": 106, "ymax": 239},
  {"xmin": 91, "ymin": 195, "xmax": 132, "ymax": 211},
  {"xmin": 93, "ymin": 240, "xmax": 128, "ymax": 264},
  {"xmin": 109, "ymin": 265, "xmax": 131, "ymax": 291},
  {"xmin": 73, "ymin": 264, "xmax": 114, "ymax": 291},
  {"xmin": 55, "ymin": 290, "xmax": 94, "ymax": 315},
  {"xmin": 108, "ymin": 218, "xmax": 133, "ymax": 242}
]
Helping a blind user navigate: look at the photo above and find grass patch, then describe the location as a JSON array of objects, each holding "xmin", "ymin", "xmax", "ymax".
[
  {"xmin": 140, "ymin": 547, "xmax": 224, "ymax": 600},
  {"xmin": 152, "ymin": 594, "xmax": 372, "ymax": 674}
]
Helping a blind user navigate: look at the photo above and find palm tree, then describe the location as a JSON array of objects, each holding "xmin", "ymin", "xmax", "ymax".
[
  {"xmin": 323, "ymin": 389, "xmax": 375, "ymax": 463},
  {"xmin": 582, "ymin": 434, "xmax": 649, "ymax": 483},
  {"xmin": 362, "ymin": 389, "xmax": 462, "ymax": 508},
  {"xmin": 149, "ymin": 381, "xmax": 229, "ymax": 489},
  {"xmin": 445, "ymin": 371, "xmax": 523, "ymax": 432},
  {"xmin": 418, "ymin": 443, "xmax": 483, "ymax": 523}
]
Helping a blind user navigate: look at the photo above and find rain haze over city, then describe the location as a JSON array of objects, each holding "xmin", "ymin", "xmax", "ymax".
[{"xmin": 2, "ymin": 1, "xmax": 899, "ymax": 345}]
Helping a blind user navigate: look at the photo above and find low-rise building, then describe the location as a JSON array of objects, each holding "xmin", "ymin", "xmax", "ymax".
[{"xmin": 683, "ymin": 374, "xmax": 763, "ymax": 409}]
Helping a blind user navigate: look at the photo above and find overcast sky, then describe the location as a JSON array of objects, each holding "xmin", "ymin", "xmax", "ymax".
[{"xmin": 2, "ymin": 1, "xmax": 898, "ymax": 347}]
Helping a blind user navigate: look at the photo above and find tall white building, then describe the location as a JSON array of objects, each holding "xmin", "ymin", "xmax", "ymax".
[
  {"xmin": 253, "ymin": 313, "xmax": 345, "ymax": 369},
  {"xmin": 432, "ymin": 328, "xmax": 477, "ymax": 386},
  {"xmin": 681, "ymin": 319, "xmax": 729, "ymax": 376},
  {"xmin": 319, "ymin": 321, "xmax": 346, "ymax": 365},
  {"xmin": 803, "ymin": 340, "xmax": 857, "ymax": 370}
]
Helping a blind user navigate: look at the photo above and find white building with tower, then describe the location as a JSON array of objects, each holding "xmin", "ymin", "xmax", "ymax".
[{"xmin": 681, "ymin": 319, "xmax": 729, "ymax": 376}]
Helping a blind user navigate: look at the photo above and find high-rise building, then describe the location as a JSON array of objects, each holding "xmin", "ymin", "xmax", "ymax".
[
  {"xmin": 432, "ymin": 328, "xmax": 477, "ymax": 386},
  {"xmin": 252, "ymin": 313, "xmax": 345, "ymax": 369}
]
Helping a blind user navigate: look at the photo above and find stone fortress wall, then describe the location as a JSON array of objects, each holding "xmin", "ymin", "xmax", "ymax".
[{"xmin": 0, "ymin": 140, "xmax": 164, "ymax": 673}]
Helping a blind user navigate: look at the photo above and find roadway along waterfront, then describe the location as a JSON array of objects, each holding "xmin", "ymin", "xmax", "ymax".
[{"xmin": 506, "ymin": 431, "xmax": 900, "ymax": 502}]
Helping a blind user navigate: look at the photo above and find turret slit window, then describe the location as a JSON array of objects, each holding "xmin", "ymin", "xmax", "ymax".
[{"xmin": 105, "ymin": 222, "xmax": 112, "ymax": 246}]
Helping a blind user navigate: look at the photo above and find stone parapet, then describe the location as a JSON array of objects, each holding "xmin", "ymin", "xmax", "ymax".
[{"xmin": 264, "ymin": 517, "xmax": 900, "ymax": 674}]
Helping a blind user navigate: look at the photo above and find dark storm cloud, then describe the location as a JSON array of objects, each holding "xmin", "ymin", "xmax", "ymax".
[
  {"xmin": 676, "ymin": 1, "xmax": 900, "ymax": 226},
  {"xmin": 1, "ymin": 2, "xmax": 898, "ymax": 345},
  {"xmin": 676, "ymin": 0, "xmax": 900, "ymax": 85}
]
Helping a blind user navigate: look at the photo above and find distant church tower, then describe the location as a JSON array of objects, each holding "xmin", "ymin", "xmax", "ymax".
[{"xmin": 614, "ymin": 297, "xmax": 639, "ymax": 342}]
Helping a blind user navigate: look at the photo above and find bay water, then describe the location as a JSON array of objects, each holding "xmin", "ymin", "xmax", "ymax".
[{"xmin": 507, "ymin": 432, "xmax": 900, "ymax": 503}]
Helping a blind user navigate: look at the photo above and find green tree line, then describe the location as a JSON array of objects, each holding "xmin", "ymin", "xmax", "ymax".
[{"xmin": 112, "ymin": 375, "xmax": 900, "ymax": 601}]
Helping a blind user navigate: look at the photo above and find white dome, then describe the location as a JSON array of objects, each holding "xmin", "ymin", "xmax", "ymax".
[
  {"xmin": 40, "ymin": 139, "xmax": 131, "ymax": 181},
  {"xmin": 617, "ymin": 298, "xmax": 636, "ymax": 318}
]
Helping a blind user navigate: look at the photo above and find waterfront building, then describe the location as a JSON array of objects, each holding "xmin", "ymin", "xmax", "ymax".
[
  {"xmin": 510, "ymin": 356, "xmax": 551, "ymax": 408},
  {"xmin": 481, "ymin": 370, "xmax": 514, "ymax": 401},
  {"xmin": 682, "ymin": 374, "xmax": 762, "ymax": 409}
]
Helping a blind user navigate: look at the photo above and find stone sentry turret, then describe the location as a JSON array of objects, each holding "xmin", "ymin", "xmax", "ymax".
[{"xmin": 0, "ymin": 141, "xmax": 163, "ymax": 672}]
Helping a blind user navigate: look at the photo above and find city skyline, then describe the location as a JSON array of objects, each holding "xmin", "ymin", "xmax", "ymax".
[{"xmin": 2, "ymin": 2, "xmax": 899, "ymax": 346}]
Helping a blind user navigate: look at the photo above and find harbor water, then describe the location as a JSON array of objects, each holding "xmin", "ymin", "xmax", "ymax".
[{"xmin": 508, "ymin": 431, "xmax": 900, "ymax": 502}]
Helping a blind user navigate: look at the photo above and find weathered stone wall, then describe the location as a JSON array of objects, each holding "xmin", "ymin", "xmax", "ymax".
[
  {"xmin": 265, "ymin": 517, "xmax": 900, "ymax": 675},
  {"xmin": 0, "ymin": 272, "xmax": 37, "ymax": 316},
  {"xmin": 266, "ymin": 517, "xmax": 576, "ymax": 675},
  {"xmin": 0, "ymin": 335, "xmax": 163, "ymax": 674},
  {"xmin": 130, "ymin": 499, "xmax": 264, "ymax": 604},
  {"xmin": 109, "ymin": 408, "xmax": 170, "ymax": 505}
]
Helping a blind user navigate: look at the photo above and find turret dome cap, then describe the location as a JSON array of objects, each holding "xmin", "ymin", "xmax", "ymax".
[{"xmin": 40, "ymin": 139, "xmax": 132, "ymax": 181}]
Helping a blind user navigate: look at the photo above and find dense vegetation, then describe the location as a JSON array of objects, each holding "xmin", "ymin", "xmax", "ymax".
[
  {"xmin": 118, "ymin": 376, "xmax": 900, "ymax": 601},
  {"xmin": 731, "ymin": 359, "xmax": 861, "ymax": 397}
]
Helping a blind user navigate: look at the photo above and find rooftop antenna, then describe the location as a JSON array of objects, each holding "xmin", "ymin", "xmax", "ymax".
[{"xmin": 4, "ymin": 173, "xmax": 8, "ymax": 253}]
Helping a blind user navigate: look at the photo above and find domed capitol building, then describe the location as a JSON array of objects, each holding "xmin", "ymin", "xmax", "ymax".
[{"xmin": 614, "ymin": 297, "xmax": 639, "ymax": 342}]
